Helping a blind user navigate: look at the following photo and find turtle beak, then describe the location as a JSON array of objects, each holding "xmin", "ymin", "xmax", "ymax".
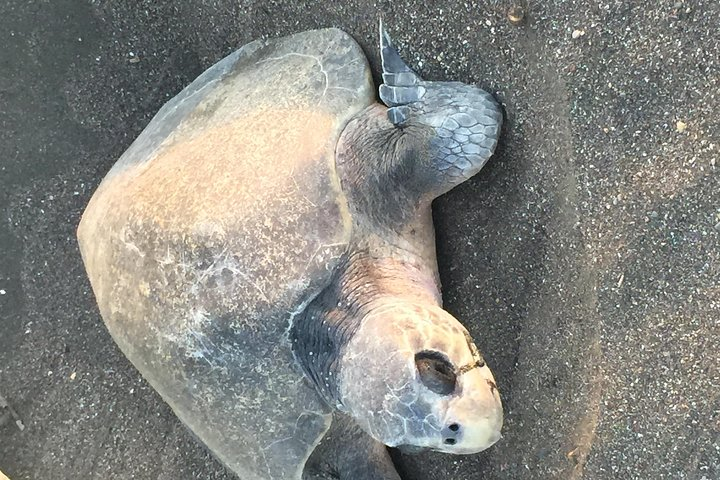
[{"xmin": 440, "ymin": 364, "xmax": 503, "ymax": 454}]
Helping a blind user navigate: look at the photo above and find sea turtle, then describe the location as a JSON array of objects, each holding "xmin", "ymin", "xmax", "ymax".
[{"xmin": 77, "ymin": 26, "xmax": 503, "ymax": 480}]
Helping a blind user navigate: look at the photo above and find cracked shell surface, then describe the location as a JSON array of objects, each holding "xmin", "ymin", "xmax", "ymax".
[{"xmin": 76, "ymin": 29, "xmax": 374, "ymax": 480}]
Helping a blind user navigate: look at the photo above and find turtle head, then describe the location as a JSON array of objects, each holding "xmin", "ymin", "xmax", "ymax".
[
  {"xmin": 378, "ymin": 26, "xmax": 502, "ymax": 198},
  {"xmin": 337, "ymin": 302, "xmax": 503, "ymax": 454}
]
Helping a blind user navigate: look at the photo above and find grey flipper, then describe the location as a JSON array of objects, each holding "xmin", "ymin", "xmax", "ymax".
[
  {"xmin": 378, "ymin": 26, "xmax": 424, "ymax": 126},
  {"xmin": 78, "ymin": 29, "xmax": 374, "ymax": 480},
  {"xmin": 303, "ymin": 413, "xmax": 401, "ymax": 480},
  {"xmin": 378, "ymin": 26, "xmax": 503, "ymax": 195}
]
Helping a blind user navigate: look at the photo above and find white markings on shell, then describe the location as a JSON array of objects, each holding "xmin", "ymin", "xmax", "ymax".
[{"xmin": 258, "ymin": 52, "xmax": 360, "ymax": 102}]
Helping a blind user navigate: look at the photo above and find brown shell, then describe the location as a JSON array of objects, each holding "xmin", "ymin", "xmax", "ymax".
[{"xmin": 78, "ymin": 28, "xmax": 374, "ymax": 480}]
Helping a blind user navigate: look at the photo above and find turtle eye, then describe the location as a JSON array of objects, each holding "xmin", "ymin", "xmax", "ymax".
[{"xmin": 415, "ymin": 350, "xmax": 457, "ymax": 395}]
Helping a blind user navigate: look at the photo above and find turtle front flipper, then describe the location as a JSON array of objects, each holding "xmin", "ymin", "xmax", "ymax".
[
  {"xmin": 303, "ymin": 413, "xmax": 401, "ymax": 480},
  {"xmin": 378, "ymin": 26, "xmax": 503, "ymax": 199}
]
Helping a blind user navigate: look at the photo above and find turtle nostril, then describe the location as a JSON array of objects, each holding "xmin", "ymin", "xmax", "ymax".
[
  {"xmin": 444, "ymin": 438, "xmax": 457, "ymax": 445},
  {"xmin": 448, "ymin": 423, "xmax": 460, "ymax": 432}
]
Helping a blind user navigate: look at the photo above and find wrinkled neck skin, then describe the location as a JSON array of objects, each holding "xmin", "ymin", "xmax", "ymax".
[
  {"xmin": 336, "ymin": 103, "xmax": 444, "ymax": 285},
  {"xmin": 291, "ymin": 104, "xmax": 446, "ymax": 407}
]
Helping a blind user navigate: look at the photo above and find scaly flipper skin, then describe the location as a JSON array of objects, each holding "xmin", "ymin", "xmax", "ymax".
[{"xmin": 379, "ymin": 26, "xmax": 503, "ymax": 198}]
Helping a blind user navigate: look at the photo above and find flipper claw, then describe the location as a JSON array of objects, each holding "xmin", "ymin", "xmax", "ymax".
[
  {"xmin": 387, "ymin": 105, "xmax": 411, "ymax": 125},
  {"xmin": 379, "ymin": 84, "xmax": 426, "ymax": 107},
  {"xmin": 379, "ymin": 21, "xmax": 424, "ymax": 123}
]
